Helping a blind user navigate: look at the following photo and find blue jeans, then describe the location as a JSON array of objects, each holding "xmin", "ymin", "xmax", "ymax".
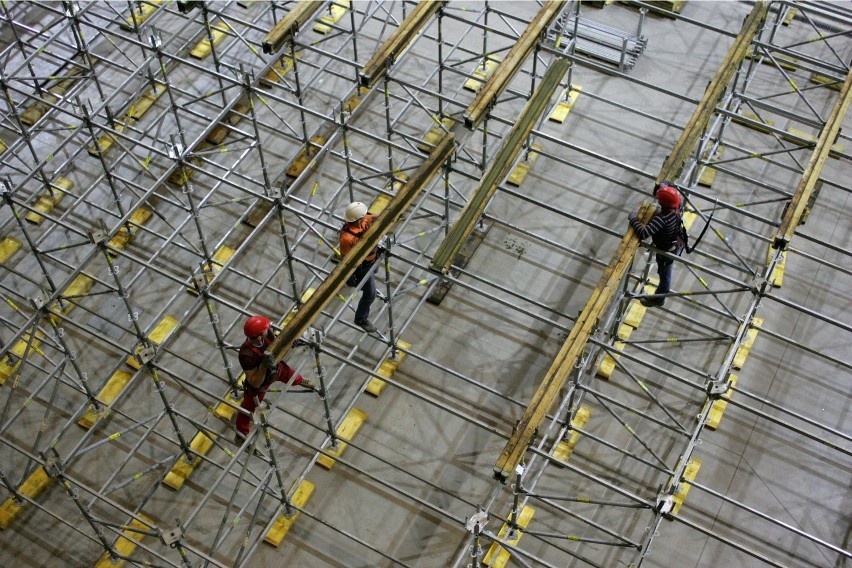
[
  {"xmin": 355, "ymin": 272, "xmax": 376, "ymax": 324},
  {"xmin": 656, "ymin": 253, "xmax": 674, "ymax": 295}
]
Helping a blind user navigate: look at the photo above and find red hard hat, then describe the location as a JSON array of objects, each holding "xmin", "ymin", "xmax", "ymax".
[
  {"xmin": 656, "ymin": 185, "xmax": 681, "ymax": 209},
  {"xmin": 244, "ymin": 315, "xmax": 271, "ymax": 338}
]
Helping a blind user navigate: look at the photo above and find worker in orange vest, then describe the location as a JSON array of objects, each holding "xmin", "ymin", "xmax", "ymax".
[{"xmin": 339, "ymin": 201, "xmax": 381, "ymax": 333}]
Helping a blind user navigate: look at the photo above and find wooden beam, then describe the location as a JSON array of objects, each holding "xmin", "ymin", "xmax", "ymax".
[
  {"xmin": 430, "ymin": 58, "xmax": 569, "ymax": 273},
  {"xmin": 493, "ymin": 2, "xmax": 772, "ymax": 483},
  {"xmin": 463, "ymin": 1, "xmax": 566, "ymax": 130},
  {"xmin": 262, "ymin": 0, "xmax": 324, "ymax": 54},
  {"xmin": 359, "ymin": 1, "xmax": 444, "ymax": 88},
  {"xmin": 774, "ymin": 67, "xmax": 852, "ymax": 249},
  {"xmin": 656, "ymin": 1, "xmax": 769, "ymax": 184},
  {"xmin": 492, "ymin": 203, "xmax": 653, "ymax": 482},
  {"xmin": 268, "ymin": 135, "xmax": 455, "ymax": 362}
]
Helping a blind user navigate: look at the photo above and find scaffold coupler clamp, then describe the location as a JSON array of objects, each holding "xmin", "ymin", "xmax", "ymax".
[{"xmin": 706, "ymin": 377, "xmax": 729, "ymax": 400}]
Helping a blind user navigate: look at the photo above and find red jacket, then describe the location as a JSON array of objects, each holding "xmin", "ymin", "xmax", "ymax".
[{"xmin": 239, "ymin": 336, "xmax": 302, "ymax": 389}]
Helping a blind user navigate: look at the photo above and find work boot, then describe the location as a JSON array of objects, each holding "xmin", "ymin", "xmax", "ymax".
[
  {"xmin": 640, "ymin": 296, "xmax": 665, "ymax": 308},
  {"xmin": 299, "ymin": 377, "xmax": 317, "ymax": 390},
  {"xmin": 356, "ymin": 320, "xmax": 378, "ymax": 333}
]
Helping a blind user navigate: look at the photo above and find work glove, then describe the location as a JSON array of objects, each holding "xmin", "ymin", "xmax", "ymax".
[{"xmin": 261, "ymin": 351, "xmax": 276, "ymax": 369}]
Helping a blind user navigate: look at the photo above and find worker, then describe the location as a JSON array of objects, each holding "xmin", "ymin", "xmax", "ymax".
[
  {"xmin": 339, "ymin": 201, "xmax": 381, "ymax": 333},
  {"xmin": 235, "ymin": 315, "xmax": 315, "ymax": 445},
  {"xmin": 628, "ymin": 182, "xmax": 684, "ymax": 307}
]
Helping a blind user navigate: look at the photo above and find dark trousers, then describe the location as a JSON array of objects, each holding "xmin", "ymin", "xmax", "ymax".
[
  {"xmin": 656, "ymin": 253, "xmax": 674, "ymax": 295},
  {"xmin": 355, "ymin": 272, "xmax": 376, "ymax": 324}
]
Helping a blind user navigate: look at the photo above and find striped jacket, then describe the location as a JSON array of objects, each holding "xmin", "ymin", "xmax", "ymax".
[{"xmin": 630, "ymin": 208, "xmax": 681, "ymax": 251}]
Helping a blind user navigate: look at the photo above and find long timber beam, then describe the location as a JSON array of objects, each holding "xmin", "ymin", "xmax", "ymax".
[
  {"xmin": 262, "ymin": 0, "xmax": 324, "ymax": 54},
  {"xmin": 492, "ymin": 1, "xmax": 770, "ymax": 483},
  {"xmin": 269, "ymin": 134, "xmax": 456, "ymax": 362},
  {"xmin": 463, "ymin": 0, "xmax": 566, "ymax": 130},
  {"xmin": 656, "ymin": 1, "xmax": 770, "ymax": 184},
  {"xmin": 430, "ymin": 58, "xmax": 570, "ymax": 273},
  {"xmin": 359, "ymin": 1, "xmax": 445, "ymax": 88},
  {"xmin": 774, "ymin": 67, "xmax": 852, "ymax": 249}
]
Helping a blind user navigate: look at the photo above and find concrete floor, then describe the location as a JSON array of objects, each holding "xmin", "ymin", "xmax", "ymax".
[{"xmin": 0, "ymin": 1, "xmax": 849, "ymax": 567}]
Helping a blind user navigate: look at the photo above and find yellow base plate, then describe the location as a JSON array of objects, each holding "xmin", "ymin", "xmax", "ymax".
[
  {"xmin": 0, "ymin": 237, "xmax": 21, "ymax": 264},
  {"xmin": 0, "ymin": 336, "xmax": 44, "ymax": 386},
  {"xmin": 596, "ymin": 340, "xmax": 625, "ymax": 380},
  {"xmin": 77, "ymin": 370, "xmax": 133, "ymax": 429},
  {"xmin": 313, "ymin": 0, "xmax": 350, "ymax": 34},
  {"xmin": 671, "ymin": 458, "xmax": 701, "ymax": 515},
  {"xmin": 93, "ymin": 515, "xmax": 153, "ymax": 568},
  {"xmin": 342, "ymin": 86, "xmax": 369, "ymax": 112},
  {"xmin": 162, "ymin": 431, "xmax": 217, "ymax": 491},
  {"xmin": 264, "ymin": 480, "xmax": 315, "ymax": 547},
  {"xmin": 482, "ymin": 505, "xmax": 535, "ymax": 567},
  {"xmin": 213, "ymin": 373, "xmax": 245, "ymax": 421},
  {"xmin": 810, "ymin": 73, "xmax": 842, "ymax": 92},
  {"xmin": 262, "ymin": 53, "xmax": 300, "ymax": 87},
  {"xmin": 190, "ymin": 22, "xmax": 230, "ymax": 59},
  {"xmin": 366, "ymin": 340, "xmax": 411, "ymax": 396},
  {"xmin": 548, "ymin": 86, "xmax": 582, "ymax": 123},
  {"xmin": 109, "ymin": 207, "xmax": 153, "ymax": 251},
  {"xmin": 286, "ymin": 136, "xmax": 326, "ymax": 178},
  {"xmin": 25, "ymin": 178, "xmax": 73, "ymax": 225},
  {"xmin": 784, "ymin": 127, "xmax": 844, "ymax": 155},
  {"xmin": 552, "ymin": 406, "xmax": 591, "ymax": 462},
  {"xmin": 507, "ymin": 144, "xmax": 542, "ymax": 187},
  {"xmin": 126, "ymin": 315, "xmax": 179, "ymax": 369},
  {"xmin": 463, "ymin": 56, "xmax": 501, "ymax": 92},
  {"xmin": 623, "ymin": 300, "xmax": 646, "ymax": 328},
  {"xmin": 121, "ymin": 0, "xmax": 161, "ymax": 31},
  {"xmin": 766, "ymin": 245, "xmax": 786, "ymax": 287},
  {"xmin": 732, "ymin": 317, "xmax": 763, "ymax": 370},
  {"xmin": 0, "ymin": 467, "xmax": 51, "ymax": 529},
  {"xmin": 418, "ymin": 117, "xmax": 454, "ymax": 152},
  {"xmin": 704, "ymin": 374, "xmax": 738, "ymax": 430},
  {"xmin": 732, "ymin": 111, "xmax": 775, "ymax": 134},
  {"xmin": 127, "ymin": 83, "xmax": 166, "ymax": 121},
  {"xmin": 317, "ymin": 408, "xmax": 367, "ymax": 469}
]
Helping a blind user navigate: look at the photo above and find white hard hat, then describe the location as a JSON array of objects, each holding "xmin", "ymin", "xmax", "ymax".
[{"xmin": 344, "ymin": 201, "xmax": 368, "ymax": 223}]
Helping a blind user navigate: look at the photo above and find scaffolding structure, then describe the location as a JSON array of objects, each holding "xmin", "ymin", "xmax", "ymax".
[{"xmin": 0, "ymin": 1, "xmax": 849, "ymax": 567}]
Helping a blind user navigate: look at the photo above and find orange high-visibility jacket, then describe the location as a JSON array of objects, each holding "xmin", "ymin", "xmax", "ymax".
[{"xmin": 339, "ymin": 213, "xmax": 377, "ymax": 262}]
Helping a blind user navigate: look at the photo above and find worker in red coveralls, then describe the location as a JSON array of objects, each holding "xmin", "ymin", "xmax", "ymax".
[{"xmin": 235, "ymin": 315, "xmax": 315, "ymax": 445}]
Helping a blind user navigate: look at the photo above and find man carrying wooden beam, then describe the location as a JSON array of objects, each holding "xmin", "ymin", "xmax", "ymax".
[
  {"xmin": 339, "ymin": 202, "xmax": 382, "ymax": 333},
  {"xmin": 235, "ymin": 316, "xmax": 316, "ymax": 445},
  {"xmin": 628, "ymin": 182, "xmax": 685, "ymax": 307}
]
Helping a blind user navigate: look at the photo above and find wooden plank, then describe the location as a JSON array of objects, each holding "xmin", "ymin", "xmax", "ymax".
[
  {"xmin": 120, "ymin": 0, "xmax": 162, "ymax": 31},
  {"xmin": 0, "ymin": 237, "xmax": 21, "ymax": 264},
  {"xmin": 464, "ymin": 1, "xmax": 566, "ymax": 129},
  {"xmin": 126, "ymin": 315, "xmax": 179, "ymax": 369},
  {"xmin": 162, "ymin": 431, "xmax": 217, "ymax": 490},
  {"xmin": 365, "ymin": 340, "xmax": 412, "ymax": 396},
  {"xmin": 359, "ymin": 1, "xmax": 443, "ymax": 88},
  {"xmin": 108, "ymin": 208, "xmax": 153, "ymax": 251},
  {"xmin": 431, "ymin": 59, "xmax": 569, "ymax": 274},
  {"xmin": 25, "ymin": 177, "xmax": 73, "ymax": 225},
  {"xmin": 189, "ymin": 22, "xmax": 231, "ymax": 59},
  {"xmin": 262, "ymin": 1, "xmax": 323, "ymax": 54},
  {"xmin": 775, "ymin": 68, "xmax": 852, "ymax": 248},
  {"xmin": 268, "ymin": 135, "xmax": 455, "ymax": 362}
]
